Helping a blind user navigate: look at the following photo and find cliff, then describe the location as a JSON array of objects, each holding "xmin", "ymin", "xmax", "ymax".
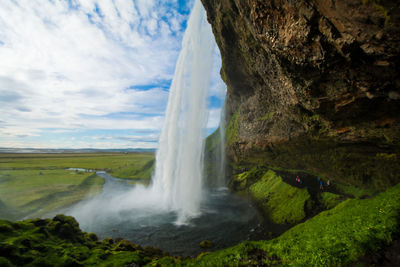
[{"xmin": 201, "ymin": 0, "xmax": 400, "ymax": 191}]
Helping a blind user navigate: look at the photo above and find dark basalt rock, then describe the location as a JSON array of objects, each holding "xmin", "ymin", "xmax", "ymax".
[{"xmin": 201, "ymin": 0, "xmax": 400, "ymax": 191}]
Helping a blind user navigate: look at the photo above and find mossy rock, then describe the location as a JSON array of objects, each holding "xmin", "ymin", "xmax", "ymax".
[
  {"xmin": 113, "ymin": 240, "xmax": 139, "ymax": 252},
  {"xmin": 0, "ymin": 215, "xmax": 162, "ymax": 266},
  {"xmin": 86, "ymin": 232, "xmax": 98, "ymax": 242},
  {"xmin": 200, "ymin": 240, "xmax": 213, "ymax": 249},
  {"xmin": 249, "ymin": 170, "xmax": 311, "ymax": 224}
]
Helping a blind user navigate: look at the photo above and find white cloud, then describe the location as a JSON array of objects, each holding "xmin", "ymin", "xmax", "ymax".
[{"xmin": 0, "ymin": 0, "xmax": 225, "ymax": 149}]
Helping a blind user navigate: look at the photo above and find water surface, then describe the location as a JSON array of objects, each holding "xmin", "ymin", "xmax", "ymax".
[{"xmin": 66, "ymin": 172, "xmax": 278, "ymax": 256}]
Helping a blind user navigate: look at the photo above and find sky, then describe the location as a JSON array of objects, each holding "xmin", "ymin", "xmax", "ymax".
[{"xmin": 0, "ymin": 0, "xmax": 226, "ymax": 149}]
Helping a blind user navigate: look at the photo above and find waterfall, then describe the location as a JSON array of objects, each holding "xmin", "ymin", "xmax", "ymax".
[
  {"xmin": 216, "ymin": 103, "xmax": 226, "ymax": 187},
  {"xmin": 151, "ymin": 0, "xmax": 215, "ymax": 225}
]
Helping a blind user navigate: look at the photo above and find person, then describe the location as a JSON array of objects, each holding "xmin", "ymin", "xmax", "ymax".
[
  {"xmin": 327, "ymin": 180, "xmax": 330, "ymax": 186},
  {"xmin": 320, "ymin": 180, "xmax": 324, "ymax": 190}
]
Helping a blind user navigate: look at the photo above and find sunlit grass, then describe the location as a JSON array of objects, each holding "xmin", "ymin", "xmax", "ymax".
[
  {"xmin": 189, "ymin": 183, "xmax": 400, "ymax": 266},
  {"xmin": 0, "ymin": 169, "xmax": 91, "ymax": 208},
  {"xmin": 0, "ymin": 152, "xmax": 154, "ymax": 220},
  {"xmin": 0, "ymin": 153, "xmax": 155, "ymax": 180}
]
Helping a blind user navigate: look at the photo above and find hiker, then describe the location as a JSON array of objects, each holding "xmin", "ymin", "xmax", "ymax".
[{"xmin": 320, "ymin": 180, "xmax": 324, "ymax": 190}]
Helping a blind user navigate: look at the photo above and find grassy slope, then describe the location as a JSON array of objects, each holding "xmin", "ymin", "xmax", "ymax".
[
  {"xmin": 189, "ymin": 182, "xmax": 400, "ymax": 266},
  {"xmin": 0, "ymin": 169, "xmax": 94, "ymax": 208},
  {"xmin": 231, "ymin": 167, "xmax": 315, "ymax": 224},
  {"xmin": 248, "ymin": 170, "xmax": 310, "ymax": 224}
]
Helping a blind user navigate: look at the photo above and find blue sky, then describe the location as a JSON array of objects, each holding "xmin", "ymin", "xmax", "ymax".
[{"xmin": 0, "ymin": 0, "xmax": 225, "ymax": 149}]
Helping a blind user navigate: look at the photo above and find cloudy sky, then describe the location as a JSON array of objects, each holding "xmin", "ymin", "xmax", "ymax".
[{"xmin": 0, "ymin": 0, "xmax": 225, "ymax": 149}]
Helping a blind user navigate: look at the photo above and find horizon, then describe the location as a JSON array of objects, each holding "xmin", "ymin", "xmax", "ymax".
[{"xmin": 0, "ymin": 0, "xmax": 225, "ymax": 150}]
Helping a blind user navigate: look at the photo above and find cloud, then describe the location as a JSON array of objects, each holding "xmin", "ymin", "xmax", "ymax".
[{"xmin": 0, "ymin": 0, "xmax": 225, "ymax": 149}]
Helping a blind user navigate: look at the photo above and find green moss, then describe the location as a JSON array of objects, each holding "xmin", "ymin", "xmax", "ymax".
[
  {"xmin": 226, "ymin": 108, "xmax": 240, "ymax": 146},
  {"xmin": 376, "ymin": 153, "xmax": 397, "ymax": 160},
  {"xmin": 362, "ymin": 0, "xmax": 392, "ymax": 24},
  {"xmin": 0, "ymin": 215, "xmax": 160, "ymax": 266},
  {"xmin": 258, "ymin": 112, "xmax": 274, "ymax": 121},
  {"xmin": 191, "ymin": 183, "xmax": 400, "ymax": 266},
  {"xmin": 320, "ymin": 192, "xmax": 344, "ymax": 209},
  {"xmin": 230, "ymin": 166, "xmax": 266, "ymax": 192},
  {"xmin": 249, "ymin": 170, "xmax": 311, "ymax": 224},
  {"xmin": 231, "ymin": 172, "xmax": 249, "ymax": 190},
  {"xmin": 334, "ymin": 182, "xmax": 376, "ymax": 198}
]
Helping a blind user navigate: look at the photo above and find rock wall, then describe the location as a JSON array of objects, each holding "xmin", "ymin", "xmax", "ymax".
[{"xmin": 201, "ymin": 0, "xmax": 400, "ymax": 190}]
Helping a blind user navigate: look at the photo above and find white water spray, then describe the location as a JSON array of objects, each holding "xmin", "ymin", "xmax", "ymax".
[{"xmin": 151, "ymin": 0, "xmax": 215, "ymax": 225}]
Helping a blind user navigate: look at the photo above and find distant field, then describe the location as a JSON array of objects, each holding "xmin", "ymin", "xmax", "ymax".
[{"xmin": 0, "ymin": 152, "xmax": 155, "ymax": 220}]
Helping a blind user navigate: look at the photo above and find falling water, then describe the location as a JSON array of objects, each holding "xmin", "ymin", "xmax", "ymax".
[
  {"xmin": 151, "ymin": 0, "xmax": 215, "ymax": 225},
  {"xmin": 63, "ymin": 0, "xmax": 269, "ymax": 252},
  {"xmin": 216, "ymin": 103, "xmax": 226, "ymax": 187}
]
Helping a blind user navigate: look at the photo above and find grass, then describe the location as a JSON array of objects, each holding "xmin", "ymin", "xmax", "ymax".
[
  {"xmin": 190, "ymin": 182, "xmax": 400, "ymax": 266},
  {"xmin": 0, "ymin": 152, "xmax": 154, "ymax": 220},
  {"xmin": 0, "ymin": 169, "xmax": 93, "ymax": 208},
  {"xmin": 2, "ymin": 181, "xmax": 400, "ymax": 266},
  {"xmin": 249, "ymin": 170, "xmax": 311, "ymax": 224},
  {"xmin": 320, "ymin": 192, "xmax": 344, "ymax": 209},
  {"xmin": 0, "ymin": 153, "xmax": 155, "ymax": 180},
  {"xmin": 0, "ymin": 215, "xmax": 164, "ymax": 266},
  {"xmin": 334, "ymin": 182, "xmax": 376, "ymax": 198},
  {"xmin": 0, "ymin": 170, "xmax": 104, "ymax": 220}
]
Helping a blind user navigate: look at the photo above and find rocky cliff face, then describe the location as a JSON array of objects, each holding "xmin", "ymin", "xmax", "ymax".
[{"xmin": 201, "ymin": 0, "xmax": 400, "ymax": 190}]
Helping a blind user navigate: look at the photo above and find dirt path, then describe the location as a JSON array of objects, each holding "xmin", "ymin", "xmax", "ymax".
[{"xmin": 276, "ymin": 170, "xmax": 343, "ymax": 196}]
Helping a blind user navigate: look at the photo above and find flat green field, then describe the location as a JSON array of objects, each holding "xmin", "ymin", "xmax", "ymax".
[{"xmin": 0, "ymin": 153, "xmax": 154, "ymax": 220}]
